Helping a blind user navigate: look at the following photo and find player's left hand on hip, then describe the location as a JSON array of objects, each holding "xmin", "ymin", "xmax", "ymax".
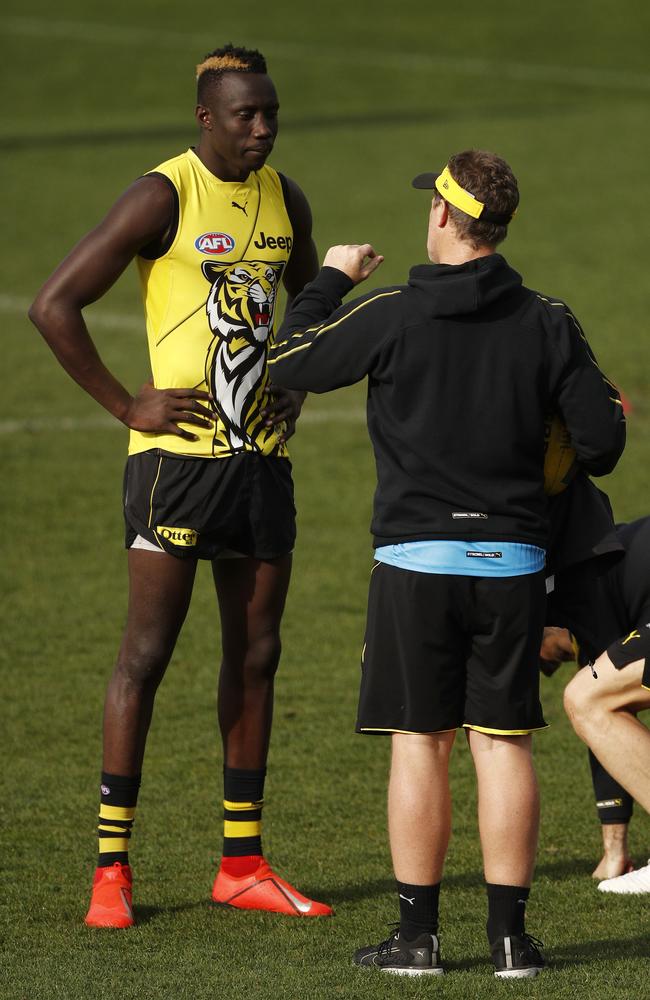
[{"xmin": 262, "ymin": 385, "xmax": 307, "ymax": 441}]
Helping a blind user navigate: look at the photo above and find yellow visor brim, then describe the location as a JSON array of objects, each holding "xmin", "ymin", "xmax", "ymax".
[{"xmin": 434, "ymin": 166, "xmax": 484, "ymax": 219}]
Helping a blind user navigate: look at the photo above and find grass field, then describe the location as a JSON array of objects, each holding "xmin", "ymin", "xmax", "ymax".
[{"xmin": 2, "ymin": 2, "xmax": 650, "ymax": 997}]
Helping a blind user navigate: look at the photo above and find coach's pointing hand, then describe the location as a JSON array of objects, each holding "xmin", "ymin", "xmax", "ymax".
[{"xmin": 323, "ymin": 244, "xmax": 384, "ymax": 285}]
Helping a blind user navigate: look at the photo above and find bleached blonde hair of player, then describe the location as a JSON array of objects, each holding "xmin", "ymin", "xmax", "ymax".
[{"xmin": 196, "ymin": 44, "xmax": 267, "ymax": 101}]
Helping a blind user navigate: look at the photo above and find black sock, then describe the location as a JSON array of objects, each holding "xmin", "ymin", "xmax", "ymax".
[
  {"xmin": 486, "ymin": 883, "xmax": 529, "ymax": 945},
  {"xmin": 589, "ymin": 749, "xmax": 634, "ymax": 823},
  {"xmin": 397, "ymin": 881, "xmax": 440, "ymax": 940},
  {"xmin": 97, "ymin": 771, "xmax": 141, "ymax": 868}
]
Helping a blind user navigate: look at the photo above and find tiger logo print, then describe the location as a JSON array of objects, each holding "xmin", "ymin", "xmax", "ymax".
[{"xmin": 202, "ymin": 259, "xmax": 285, "ymax": 454}]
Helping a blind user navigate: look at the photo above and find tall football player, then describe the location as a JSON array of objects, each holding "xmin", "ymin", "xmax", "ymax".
[{"xmin": 29, "ymin": 44, "xmax": 332, "ymax": 926}]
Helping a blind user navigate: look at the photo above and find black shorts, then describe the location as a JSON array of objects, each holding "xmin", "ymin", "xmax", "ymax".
[
  {"xmin": 356, "ymin": 562, "xmax": 547, "ymax": 735},
  {"xmin": 123, "ymin": 451, "xmax": 296, "ymax": 560},
  {"xmin": 608, "ymin": 625, "xmax": 650, "ymax": 688}
]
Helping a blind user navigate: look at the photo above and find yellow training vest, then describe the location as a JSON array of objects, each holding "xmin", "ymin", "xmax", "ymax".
[{"xmin": 129, "ymin": 149, "xmax": 293, "ymax": 458}]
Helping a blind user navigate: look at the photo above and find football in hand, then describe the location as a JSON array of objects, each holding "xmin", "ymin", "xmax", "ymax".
[{"xmin": 544, "ymin": 413, "xmax": 577, "ymax": 495}]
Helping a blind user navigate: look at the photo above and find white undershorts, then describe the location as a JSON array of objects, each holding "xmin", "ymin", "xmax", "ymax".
[{"xmin": 130, "ymin": 534, "xmax": 245, "ymax": 559}]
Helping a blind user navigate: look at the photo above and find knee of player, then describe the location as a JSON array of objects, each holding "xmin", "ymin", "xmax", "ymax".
[
  {"xmin": 114, "ymin": 637, "xmax": 171, "ymax": 688},
  {"xmin": 243, "ymin": 631, "xmax": 282, "ymax": 681},
  {"xmin": 563, "ymin": 674, "xmax": 583, "ymax": 722},
  {"xmin": 563, "ymin": 671, "xmax": 600, "ymax": 730}
]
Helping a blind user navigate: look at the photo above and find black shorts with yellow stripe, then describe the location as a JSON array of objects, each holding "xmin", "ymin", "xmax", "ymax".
[
  {"xmin": 608, "ymin": 624, "xmax": 650, "ymax": 689},
  {"xmin": 356, "ymin": 562, "xmax": 547, "ymax": 735},
  {"xmin": 123, "ymin": 450, "xmax": 296, "ymax": 560}
]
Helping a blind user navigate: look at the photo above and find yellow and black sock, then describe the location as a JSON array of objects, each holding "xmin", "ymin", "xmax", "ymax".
[
  {"xmin": 221, "ymin": 766, "xmax": 265, "ymax": 877},
  {"xmin": 97, "ymin": 771, "xmax": 140, "ymax": 868}
]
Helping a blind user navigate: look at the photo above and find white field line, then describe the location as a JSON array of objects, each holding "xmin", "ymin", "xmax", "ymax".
[
  {"xmin": 2, "ymin": 293, "xmax": 143, "ymax": 333},
  {"xmin": 0, "ymin": 409, "xmax": 366, "ymax": 436},
  {"xmin": 2, "ymin": 292, "xmax": 365, "ymax": 433},
  {"xmin": 3, "ymin": 15, "xmax": 650, "ymax": 94}
]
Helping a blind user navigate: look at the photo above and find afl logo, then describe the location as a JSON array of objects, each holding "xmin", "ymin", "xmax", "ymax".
[{"xmin": 195, "ymin": 232, "xmax": 236, "ymax": 255}]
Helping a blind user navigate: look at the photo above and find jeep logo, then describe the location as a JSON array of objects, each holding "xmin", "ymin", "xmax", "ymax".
[{"xmin": 253, "ymin": 231, "xmax": 293, "ymax": 252}]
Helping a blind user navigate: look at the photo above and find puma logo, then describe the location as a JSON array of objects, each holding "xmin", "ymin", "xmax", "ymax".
[{"xmin": 232, "ymin": 200, "xmax": 248, "ymax": 216}]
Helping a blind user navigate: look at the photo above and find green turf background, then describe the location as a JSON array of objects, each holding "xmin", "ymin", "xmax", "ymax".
[{"xmin": 2, "ymin": 2, "xmax": 649, "ymax": 997}]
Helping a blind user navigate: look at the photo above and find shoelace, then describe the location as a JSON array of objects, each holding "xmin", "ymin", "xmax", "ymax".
[
  {"xmin": 376, "ymin": 923, "xmax": 401, "ymax": 958},
  {"xmin": 520, "ymin": 933, "xmax": 545, "ymax": 960}
]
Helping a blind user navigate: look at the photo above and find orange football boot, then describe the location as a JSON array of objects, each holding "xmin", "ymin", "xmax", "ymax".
[
  {"xmin": 212, "ymin": 859, "xmax": 333, "ymax": 916},
  {"xmin": 84, "ymin": 862, "xmax": 134, "ymax": 928}
]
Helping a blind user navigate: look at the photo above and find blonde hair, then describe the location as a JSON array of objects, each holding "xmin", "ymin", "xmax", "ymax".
[
  {"xmin": 196, "ymin": 44, "xmax": 267, "ymax": 100},
  {"xmin": 196, "ymin": 53, "xmax": 253, "ymax": 80}
]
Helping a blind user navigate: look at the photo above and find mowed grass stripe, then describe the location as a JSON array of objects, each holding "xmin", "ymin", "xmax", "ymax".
[
  {"xmin": 1, "ymin": 292, "xmax": 366, "ymax": 433},
  {"xmin": 3, "ymin": 14, "xmax": 650, "ymax": 93}
]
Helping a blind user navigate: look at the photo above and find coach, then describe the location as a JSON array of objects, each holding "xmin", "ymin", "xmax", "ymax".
[{"xmin": 268, "ymin": 150, "xmax": 625, "ymax": 977}]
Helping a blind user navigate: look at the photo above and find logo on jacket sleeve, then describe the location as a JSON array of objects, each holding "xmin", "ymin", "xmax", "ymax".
[{"xmin": 195, "ymin": 232, "xmax": 236, "ymax": 255}]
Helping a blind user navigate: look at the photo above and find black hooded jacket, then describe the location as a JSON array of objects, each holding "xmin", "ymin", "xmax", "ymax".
[{"xmin": 268, "ymin": 254, "xmax": 625, "ymax": 548}]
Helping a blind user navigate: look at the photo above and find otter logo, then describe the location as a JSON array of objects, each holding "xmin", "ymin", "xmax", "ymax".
[
  {"xmin": 202, "ymin": 259, "xmax": 284, "ymax": 452},
  {"xmin": 195, "ymin": 232, "xmax": 235, "ymax": 255},
  {"xmin": 156, "ymin": 525, "xmax": 198, "ymax": 547}
]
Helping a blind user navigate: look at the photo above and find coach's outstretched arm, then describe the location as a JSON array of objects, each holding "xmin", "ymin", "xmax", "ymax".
[{"xmin": 268, "ymin": 244, "xmax": 388, "ymax": 392}]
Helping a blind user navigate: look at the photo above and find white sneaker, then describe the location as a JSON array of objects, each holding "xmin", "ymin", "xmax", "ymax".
[{"xmin": 598, "ymin": 860, "xmax": 650, "ymax": 894}]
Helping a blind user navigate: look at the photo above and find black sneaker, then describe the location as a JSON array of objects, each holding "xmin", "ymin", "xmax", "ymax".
[
  {"xmin": 491, "ymin": 933, "xmax": 546, "ymax": 978},
  {"xmin": 354, "ymin": 926, "xmax": 444, "ymax": 976}
]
